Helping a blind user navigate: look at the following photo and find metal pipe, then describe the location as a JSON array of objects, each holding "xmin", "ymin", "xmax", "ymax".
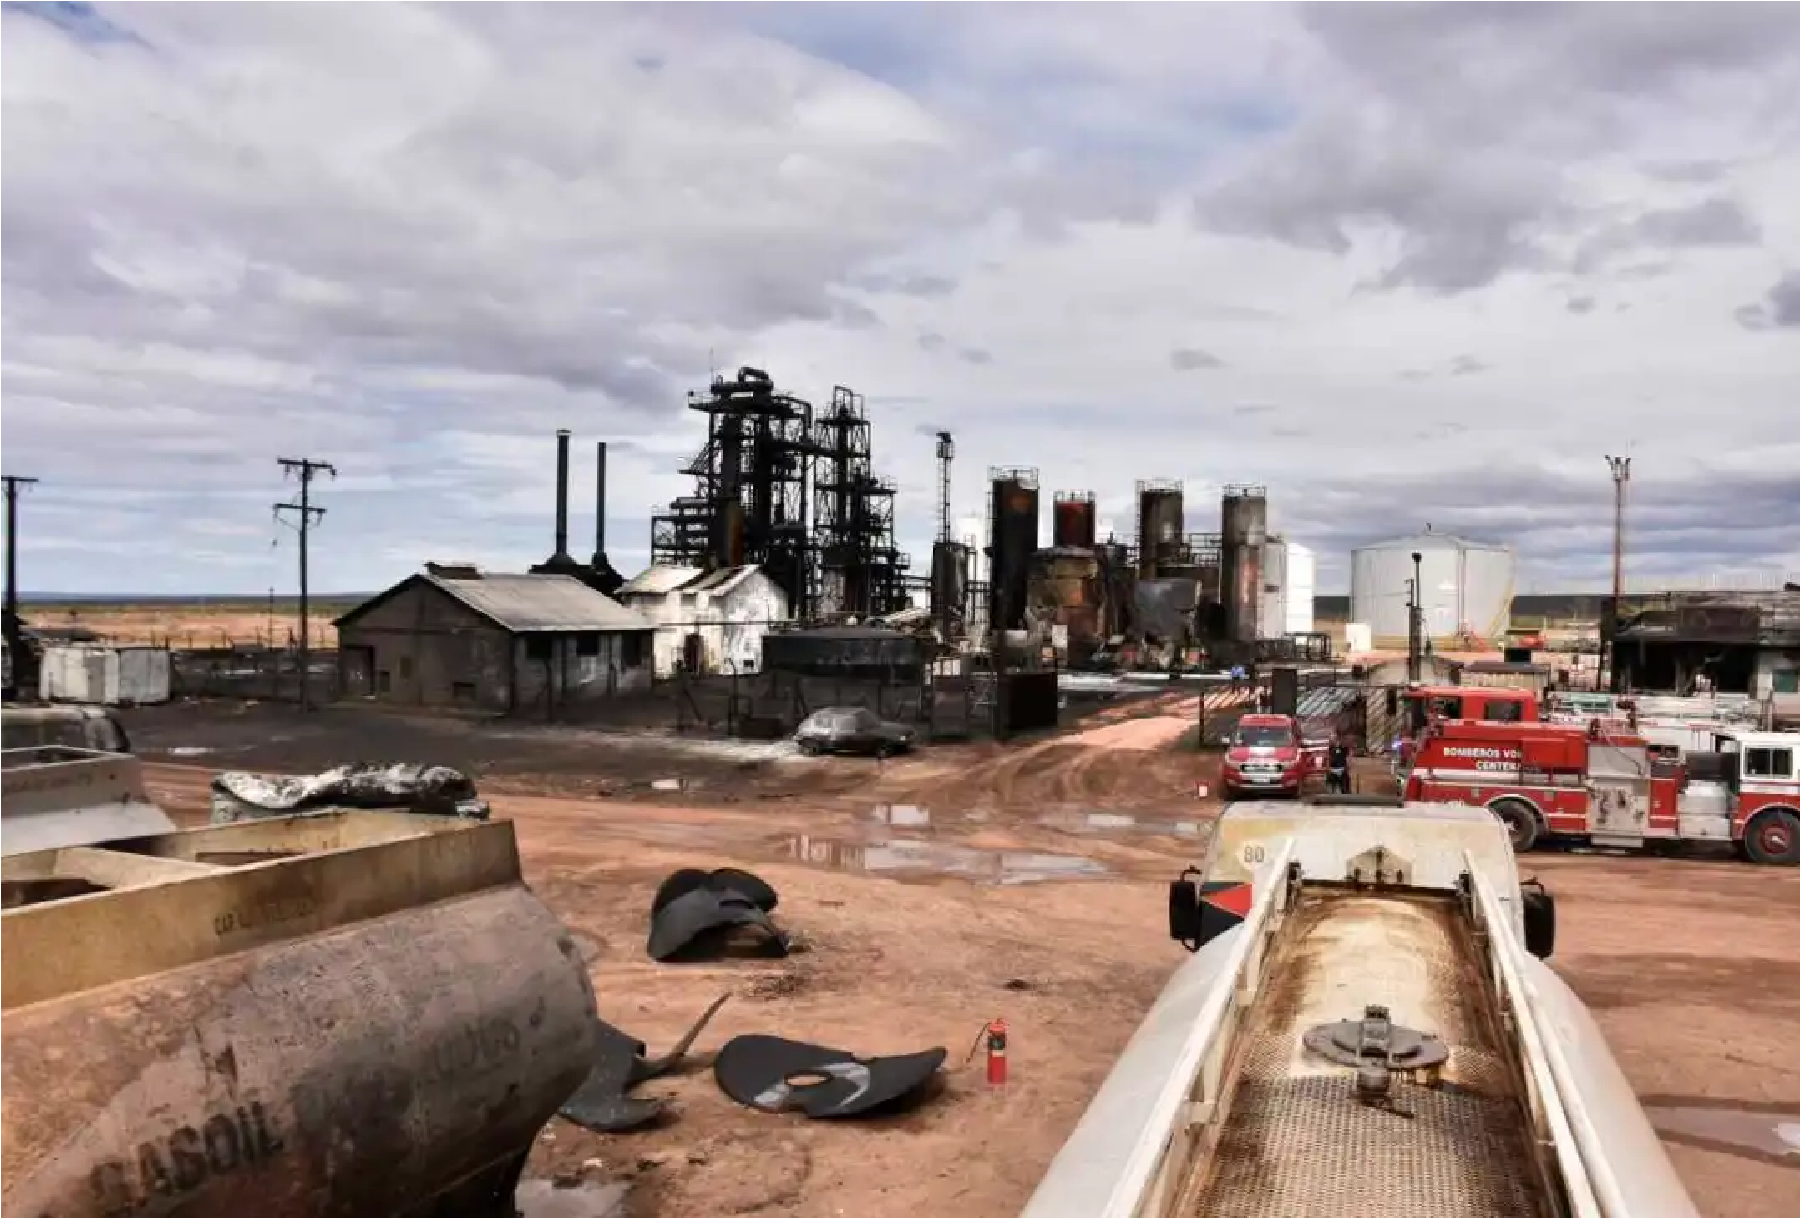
[
  {"xmin": 552, "ymin": 429, "xmax": 571, "ymax": 561},
  {"xmin": 593, "ymin": 441, "xmax": 607, "ymax": 560}
]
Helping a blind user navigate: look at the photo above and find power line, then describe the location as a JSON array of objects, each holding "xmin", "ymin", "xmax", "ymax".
[
  {"xmin": 3, "ymin": 474, "xmax": 40, "ymax": 698},
  {"xmin": 275, "ymin": 457, "xmax": 336, "ymax": 711}
]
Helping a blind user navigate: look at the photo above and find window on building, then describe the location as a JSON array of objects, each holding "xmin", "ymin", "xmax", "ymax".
[
  {"xmin": 398, "ymin": 655, "xmax": 414, "ymax": 680},
  {"xmin": 452, "ymin": 682, "xmax": 476, "ymax": 703},
  {"xmin": 622, "ymin": 632, "xmax": 645, "ymax": 668},
  {"xmin": 524, "ymin": 635, "xmax": 553, "ymax": 662},
  {"xmin": 376, "ymin": 670, "xmax": 391, "ymax": 694},
  {"xmin": 1745, "ymin": 748, "xmax": 1795, "ymax": 780},
  {"xmin": 575, "ymin": 632, "xmax": 601, "ymax": 657}
]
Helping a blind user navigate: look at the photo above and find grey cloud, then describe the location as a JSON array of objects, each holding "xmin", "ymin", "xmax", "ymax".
[
  {"xmin": 958, "ymin": 347, "xmax": 993, "ymax": 366},
  {"xmin": 1448, "ymin": 355, "xmax": 1488, "ymax": 377},
  {"xmin": 1735, "ymin": 270, "xmax": 1800, "ymax": 331},
  {"xmin": 917, "ymin": 332, "xmax": 947, "ymax": 352},
  {"xmin": 1199, "ymin": 5, "xmax": 1800, "ymax": 293},
  {"xmin": 1233, "ymin": 403, "xmax": 1275, "ymax": 417},
  {"xmin": 1574, "ymin": 196, "xmax": 1761, "ymax": 274},
  {"xmin": 852, "ymin": 271, "xmax": 957, "ymax": 298},
  {"xmin": 1278, "ymin": 463, "xmax": 1800, "ymax": 587},
  {"xmin": 1566, "ymin": 295, "xmax": 1596, "ymax": 314},
  {"xmin": 1170, "ymin": 346, "xmax": 1225, "ymax": 371}
]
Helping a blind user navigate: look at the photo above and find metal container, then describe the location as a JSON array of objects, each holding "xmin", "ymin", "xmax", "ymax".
[
  {"xmin": 1052, "ymin": 492, "xmax": 1097, "ymax": 549},
  {"xmin": 1135, "ymin": 481, "xmax": 1185, "ymax": 579},
  {"xmin": 2, "ymin": 812, "xmax": 597, "ymax": 1218},
  {"xmin": 930, "ymin": 541, "xmax": 970, "ymax": 634},
  {"xmin": 762, "ymin": 626, "xmax": 926, "ymax": 680},
  {"xmin": 1351, "ymin": 531, "xmax": 1514, "ymax": 648},
  {"xmin": 988, "ymin": 471, "xmax": 1039, "ymax": 635},
  {"xmin": 38, "ymin": 646, "xmax": 172, "ymax": 707},
  {"xmin": 1219, "ymin": 486, "xmax": 1268, "ymax": 644}
]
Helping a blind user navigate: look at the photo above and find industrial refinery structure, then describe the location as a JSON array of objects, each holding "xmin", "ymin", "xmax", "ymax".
[{"xmin": 632, "ymin": 364, "xmax": 1324, "ymax": 672}]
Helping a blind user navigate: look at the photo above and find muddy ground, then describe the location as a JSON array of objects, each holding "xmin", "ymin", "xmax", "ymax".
[{"xmin": 125, "ymin": 700, "xmax": 1800, "ymax": 1218}]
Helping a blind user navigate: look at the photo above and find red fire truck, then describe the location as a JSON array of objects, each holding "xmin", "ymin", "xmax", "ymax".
[{"xmin": 1404, "ymin": 718, "xmax": 1800, "ymax": 865}]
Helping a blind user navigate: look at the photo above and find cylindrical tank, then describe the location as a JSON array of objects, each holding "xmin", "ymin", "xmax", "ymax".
[
  {"xmin": 1135, "ymin": 482, "xmax": 1185, "ymax": 579},
  {"xmin": 1260, "ymin": 539, "xmax": 1289, "ymax": 642},
  {"xmin": 3, "ymin": 880, "xmax": 597, "ymax": 1218},
  {"xmin": 1350, "ymin": 531, "xmax": 1514, "ymax": 648},
  {"xmin": 989, "ymin": 474, "xmax": 1039, "ymax": 634},
  {"xmin": 1219, "ymin": 487, "xmax": 1268, "ymax": 644},
  {"xmin": 930, "ymin": 540, "xmax": 970, "ymax": 632},
  {"xmin": 1284, "ymin": 542, "xmax": 1316, "ymax": 636},
  {"xmin": 1052, "ymin": 492, "xmax": 1097, "ymax": 549}
]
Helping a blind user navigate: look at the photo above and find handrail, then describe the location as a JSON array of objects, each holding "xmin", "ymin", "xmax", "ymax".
[
  {"xmin": 1091, "ymin": 837, "xmax": 1296, "ymax": 1218},
  {"xmin": 1465, "ymin": 854, "xmax": 1623, "ymax": 1218}
]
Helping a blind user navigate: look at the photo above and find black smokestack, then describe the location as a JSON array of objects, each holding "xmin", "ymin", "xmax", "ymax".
[
  {"xmin": 592, "ymin": 441, "xmax": 607, "ymax": 560},
  {"xmin": 552, "ymin": 429, "xmax": 572, "ymax": 562}
]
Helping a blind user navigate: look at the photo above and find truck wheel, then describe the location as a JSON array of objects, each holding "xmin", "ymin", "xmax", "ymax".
[
  {"xmin": 1743, "ymin": 809, "xmax": 1800, "ymax": 866},
  {"xmin": 1490, "ymin": 798, "xmax": 1540, "ymax": 853}
]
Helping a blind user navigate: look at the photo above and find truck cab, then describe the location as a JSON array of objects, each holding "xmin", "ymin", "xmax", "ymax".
[{"xmin": 1220, "ymin": 713, "xmax": 1315, "ymax": 800}]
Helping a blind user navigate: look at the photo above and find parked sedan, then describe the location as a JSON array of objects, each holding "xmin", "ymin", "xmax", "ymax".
[{"xmin": 794, "ymin": 707, "xmax": 916, "ymax": 757}]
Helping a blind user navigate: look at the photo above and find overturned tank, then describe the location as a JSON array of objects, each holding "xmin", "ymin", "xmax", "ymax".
[{"xmin": 1, "ymin": 751, "xmax": 598, "ymax": 1218}]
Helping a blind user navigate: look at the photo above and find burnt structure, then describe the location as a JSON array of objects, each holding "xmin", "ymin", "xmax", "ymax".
[
  {"xmin": 1610, "ymin": 590, "xmax": 1800, "ymax": 695},
  {"xmin": 1136, "ymin": 480, "xmax": 1185, "ymax": 579},
  {"xmin": 1052, "ymin": 491, "xmax": 1097, "ymax": 549},
  {"xmin": 530, "ymin": 430, "xmax": 625, "ymax": 596},
  {"xmin": 649, "ymin": 367, "xmax": 907, "ymax": 621},
  {"xmin": 1219, "ymin": 484, "xmax": 1269, "ymax": 647},
  {"xmin": 814, "ymin": 386, "xmax": 909, "ymax": 618},
  {"xmin": 988, "ymin": 467, "xmax": 1039, "ymax": 637}
]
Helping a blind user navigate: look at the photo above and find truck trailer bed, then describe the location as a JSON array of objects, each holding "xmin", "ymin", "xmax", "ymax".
[{"xmin": 1186, "ymin": 890, "xmax": 1548, "ymax": 1218}]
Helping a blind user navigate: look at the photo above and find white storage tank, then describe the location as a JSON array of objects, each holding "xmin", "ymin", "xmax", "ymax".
[
  {"xmin": 1350, "ymin": 531, "xmax": 1513, "ymax": 649},
  {"xmin": 37, "ymin": 645, "xmax": 173, "ymax": 706},
  {"xmin": 1283, "ymin": 542, "xmax": 1316, "ymax": 636}
]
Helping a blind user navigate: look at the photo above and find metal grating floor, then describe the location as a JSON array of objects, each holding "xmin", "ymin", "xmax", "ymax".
[{"xmin": 1189, "ymin": 893, "xmax": 1550, "ymax": 1218}]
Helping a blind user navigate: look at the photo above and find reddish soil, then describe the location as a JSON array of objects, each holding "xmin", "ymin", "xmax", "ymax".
[{"xmin": 129, "ymin": 701, "xmax": 1800, "ymax": 1218}]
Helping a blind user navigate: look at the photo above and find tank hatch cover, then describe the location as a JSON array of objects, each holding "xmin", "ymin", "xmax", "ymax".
[{"xmin": 1303, "ymin": 1004, "xmax": 1448, "ymax": 1073}]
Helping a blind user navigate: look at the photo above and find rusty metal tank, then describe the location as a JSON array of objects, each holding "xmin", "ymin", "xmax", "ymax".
[
  {"xmin": 1051, "ymin": 491, "xmax": 1097, "ymax": 549},
  {"xmin": 988, "ymin": 469, "xmax": 1039, "ymax": 634},
  {"xmin": 1135, "ymin": 481, "xmax": 1184, "ymax": 579},
  {"xmin": 1219, "ymin": 485, "xmax": 1268, "ymax": 644},
  {"xmin": 1, "ymin": 804, "xmax": 598, "ymax": 1218}
]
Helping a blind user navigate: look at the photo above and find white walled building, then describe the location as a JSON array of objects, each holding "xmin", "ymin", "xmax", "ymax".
[{"xmin": 617, "ymin": 564, "xmax": 791, "ymax": 678}]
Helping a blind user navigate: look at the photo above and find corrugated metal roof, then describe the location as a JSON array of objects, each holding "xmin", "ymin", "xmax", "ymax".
[
  {"xmin": 427, "ymin": 572, "xmax": 652, "ymax": 633},
  {"xmin": 620, "ymin": 565, "xmax": 705, "ymax": 596}
]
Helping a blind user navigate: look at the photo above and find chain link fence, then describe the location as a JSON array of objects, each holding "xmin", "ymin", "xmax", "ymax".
[{"xmin": 169, "ymin": 645, "xmax": 339, "ymax": 705}]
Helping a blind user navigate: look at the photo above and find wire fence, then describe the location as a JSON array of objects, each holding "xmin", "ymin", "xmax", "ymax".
[{"xmin": 167, "ymin": 645, "xmax": 339, "ymax": 704}]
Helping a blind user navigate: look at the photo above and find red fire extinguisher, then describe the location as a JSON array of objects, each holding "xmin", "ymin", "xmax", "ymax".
[{"xmin": 985, "ymin": 1017, "xmax": 1009, "ymax": 1086}]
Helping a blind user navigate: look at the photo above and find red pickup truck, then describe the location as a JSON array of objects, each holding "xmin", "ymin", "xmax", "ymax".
[{"xmin": 1219, "ymin": 713, "xmax": 1321, "ymax": 800}]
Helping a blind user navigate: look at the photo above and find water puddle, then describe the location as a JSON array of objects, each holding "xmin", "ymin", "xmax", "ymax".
[
  {"xmin": 515, "ymin": 1178, "xmax": 631, "ymax": 1217},
  {"xmin": 1036, "ymin": 810, "xmax": 1206, "ymax": 837},
  {"xmin": 785, "ymin": 834, "xmax": 1109, "ymax": 885},
  {"xmin": 868, "ymin": 803, "xmax": 933, "ymax": 827},
  {"xmin": 1645, "ymin": 1105, "xmax": 1800, "ymax": 1158}
]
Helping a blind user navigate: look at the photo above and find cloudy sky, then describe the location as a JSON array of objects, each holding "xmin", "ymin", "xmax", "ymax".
[{"xmin": 5, "ymin": 1, "xmax": 1798, "ymax": 597}]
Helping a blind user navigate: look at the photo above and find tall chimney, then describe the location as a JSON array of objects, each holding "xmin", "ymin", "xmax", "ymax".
[
  {"xmin": 551, "ymin": 429, "xmax": 572, "ymax": 562},
  {"xmin": 592, "ymin": 441, "xmax": 607, "ymax": 562}
]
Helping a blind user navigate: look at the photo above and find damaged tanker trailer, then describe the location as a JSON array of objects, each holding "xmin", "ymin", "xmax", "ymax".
[
  {"xmin": 1, "ymin": 745, "xmax": 598, "ymax": 1218},
  {"xmin": 1021, "ymin": 797, "xmax": 1702, "ymax": 1218}
]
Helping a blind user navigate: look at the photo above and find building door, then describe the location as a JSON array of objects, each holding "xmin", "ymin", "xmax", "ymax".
[
  {"xmin": 682, "ymin": 633, "xmax": 704, "ymax": 674},
  {"xmin": 341, "ymin": 646, "xmax": 374, "ymax": 697}
]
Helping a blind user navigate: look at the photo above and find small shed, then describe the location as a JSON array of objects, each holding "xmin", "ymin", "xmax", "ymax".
[
  {"xmin": 334, "ymin": 564, "xmax": 655, "ymax": 713},
  {"xmin": 37, "ymin": 645, "xmax": 172, "ymax": 706},
  {"xmin": 618, "ymin": 564, "xmax": 791, "ymax": 678}
]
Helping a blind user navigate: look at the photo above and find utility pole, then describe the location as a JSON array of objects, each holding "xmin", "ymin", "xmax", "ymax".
[
  {"xmin": 3, "ymin": 474, "xmax": 40, "ymax": 699},
  {"xmin": 1604, "ymin": 455, "xmax": 1631, "ymax": 693},
  {"xmin": 275, "ymin": 457, "xmax": 336, "ymax": 711}
]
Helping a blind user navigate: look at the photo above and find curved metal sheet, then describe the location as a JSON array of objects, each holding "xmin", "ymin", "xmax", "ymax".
[
  {"xmin": 1018, "ymin": 930, "xmax": 1245, "ymax": 1218},
  {"xmin": 1520, "ymin": 957, "xmax": 1703, "ymax": 1218}
]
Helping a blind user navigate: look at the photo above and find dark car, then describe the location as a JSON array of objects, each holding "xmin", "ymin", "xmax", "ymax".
[{"xmin": 794, "ymin": 707, "xmax": 916, "ymax": 757}]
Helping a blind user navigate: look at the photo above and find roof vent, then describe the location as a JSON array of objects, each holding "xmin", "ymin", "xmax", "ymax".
[{"xmin": 426, "ymin": 562, "xmax": 482, "ymax": 580}]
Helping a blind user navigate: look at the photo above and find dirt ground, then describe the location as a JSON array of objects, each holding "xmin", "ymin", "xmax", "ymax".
[{"xmin": 124, "ymin": 701, "xmax": 1800, "ymax": 1218}]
